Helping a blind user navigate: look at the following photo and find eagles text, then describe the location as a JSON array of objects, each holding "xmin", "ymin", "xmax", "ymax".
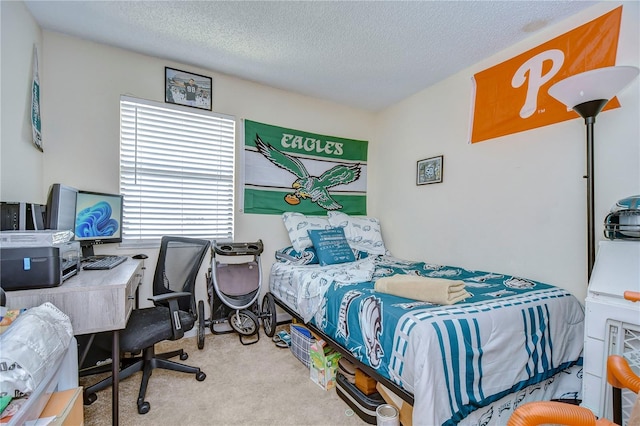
[{"xmin": 280, "ymin": 133, "xmax": 344, "ymax": 155}]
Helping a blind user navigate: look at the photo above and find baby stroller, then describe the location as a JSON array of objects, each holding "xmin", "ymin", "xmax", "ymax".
[{"xmin": 197, "ymin": 240, "xmax": 277, "ymax": 347}]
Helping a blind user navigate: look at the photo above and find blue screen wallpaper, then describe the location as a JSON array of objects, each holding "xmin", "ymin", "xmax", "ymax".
[{"xmin": 75, "ymin": 200, "xmax": 119, "ymax": 238}]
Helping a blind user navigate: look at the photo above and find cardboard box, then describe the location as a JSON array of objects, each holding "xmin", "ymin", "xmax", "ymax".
[
  {"xmin": 376, "ymin": 382, "xmax": 413, "ymax": 426},
  {"xmin": 355, "ymin": 368, "xmax": 378, "ymax": 395},
  {"xmin": 309, "ymin": 339, "xmax": 341, "ymax": 390},
  {"xmin": 39, "ymin": 387, "xmax": 84, "ymax": 425}
]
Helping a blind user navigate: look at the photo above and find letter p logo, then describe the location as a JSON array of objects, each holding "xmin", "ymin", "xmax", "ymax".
[{"xmin": 512, "ymin": 49, "xmax": 565, "ymax": 118}]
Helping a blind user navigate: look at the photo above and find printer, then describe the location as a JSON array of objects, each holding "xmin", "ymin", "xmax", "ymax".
[{"xmin": 0, "ymin": 231, "xmax": 81, "ymax": 291}]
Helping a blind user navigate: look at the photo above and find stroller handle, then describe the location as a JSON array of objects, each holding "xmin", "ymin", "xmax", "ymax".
[{"xmin": 213, "ymin": 239, "xmax": 264, "ymax": 256}]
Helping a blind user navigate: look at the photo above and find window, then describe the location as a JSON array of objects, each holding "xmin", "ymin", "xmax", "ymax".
[{"xmin": 120, "ymin": 96, "xmax": 235, "ymax": 245}]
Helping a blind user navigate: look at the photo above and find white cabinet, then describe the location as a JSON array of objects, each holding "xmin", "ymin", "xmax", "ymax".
[{"xmin": 583, "ymin": 240, "xmax": 640, "ymax": 424}]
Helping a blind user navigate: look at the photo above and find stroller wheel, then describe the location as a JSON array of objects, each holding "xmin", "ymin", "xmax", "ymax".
[
  {"xmin": 197, "ymin": 300, "xmax": 205, "ymax": 350},
  {"xmin": 262, "ymin": 293, "xmax": 277, "ymax": 337},
  {"xmin": 228, "ymin": 310, "xmax": 259, "ymax": 336}
]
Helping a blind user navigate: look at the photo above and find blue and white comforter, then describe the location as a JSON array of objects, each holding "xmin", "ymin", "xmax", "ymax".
[{"xmin": 270, "ymin": 255, "xmax": 585, "ymax": 425}]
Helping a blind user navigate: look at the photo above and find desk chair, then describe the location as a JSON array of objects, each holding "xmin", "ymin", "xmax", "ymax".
[
  {"xmin": 508, "ymin": 355, "xmax": 640, "ymax": 426},
  {"xmin": 83, "ymin": 236, "xmax": 211, "ymax": 414}
]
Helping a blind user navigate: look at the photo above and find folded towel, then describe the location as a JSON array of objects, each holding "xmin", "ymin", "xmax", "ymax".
[{"xmin": 374, "ymin": 275, "xmax": 470, "ymax": 305}]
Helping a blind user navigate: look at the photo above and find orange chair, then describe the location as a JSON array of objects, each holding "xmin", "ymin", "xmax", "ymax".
[{"xmin": 508, "ymin": 290, "xmax": 640, "ymax": 426}]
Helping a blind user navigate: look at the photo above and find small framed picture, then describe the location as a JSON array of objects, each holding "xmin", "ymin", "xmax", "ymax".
[
  {"xmin": 165, "ymin": 67, "xmax": 212, "ymax": 111},
  {"xmin": 417, "ymin": 155, "xmax": 443, "ymax": 185}
]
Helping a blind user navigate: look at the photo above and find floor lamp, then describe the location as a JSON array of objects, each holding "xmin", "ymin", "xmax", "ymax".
[{"xmin": 548, "ymin": 65, "xmax": 639, "ymax": 281}]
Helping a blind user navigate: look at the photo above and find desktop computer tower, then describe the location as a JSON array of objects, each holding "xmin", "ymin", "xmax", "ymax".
[
  {"xmin": 77, "ymin": 333, "xmax": 114, "ymax": 376},
  {"xmin": 77, "ymin": 333, "xmax": 145, "ymax": 377},
  {"xmin": 0, "ymin": 202, "xmax": 46, "ymax": 231}
]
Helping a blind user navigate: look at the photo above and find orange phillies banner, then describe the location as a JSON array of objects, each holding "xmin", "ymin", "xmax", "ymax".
[{"xmin": 470, "ymin": 6, "xmax": 622, "ymax": 144}]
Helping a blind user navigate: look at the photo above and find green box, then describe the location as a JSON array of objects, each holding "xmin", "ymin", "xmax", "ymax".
[{"xmin": 309, "ymin": 339, "xmax": 342, "ymax": 390}]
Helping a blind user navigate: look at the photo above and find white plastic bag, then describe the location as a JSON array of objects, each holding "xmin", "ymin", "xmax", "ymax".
[{"xmin": 0, "ymin": 302, "xmax": 72, "ymax": 396}]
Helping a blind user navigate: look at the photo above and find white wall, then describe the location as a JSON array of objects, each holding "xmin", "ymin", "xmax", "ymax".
[
  {"xmin": 370, "ymin": 2, "xmax": 639, "ymax": 302},
  {"xmin": 38, "ymin": 31, "xmax": 375, "ymax": 307},
  {"xmin": 0, "ymin": 1, "xmax": 43, "ymax": 203}
]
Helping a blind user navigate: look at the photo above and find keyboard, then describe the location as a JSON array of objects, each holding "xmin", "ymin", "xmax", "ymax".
[{"xmin": 83, "ymin": 255, "xmax": 128, "ymax": 270}]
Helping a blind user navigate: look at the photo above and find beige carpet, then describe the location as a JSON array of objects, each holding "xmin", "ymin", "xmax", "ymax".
[{"xmin": 80, "ymin": 326, "xmax": 368, "ymax": 425}]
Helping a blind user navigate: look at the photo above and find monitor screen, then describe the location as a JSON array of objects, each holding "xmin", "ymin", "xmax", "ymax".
[
  {"xmin": 45, "ymin": 183, "xmax": 78, "ymax": 231},
  {"xmin": 74, "ymin": 190, "xmax": 124, "ymax": 258}
]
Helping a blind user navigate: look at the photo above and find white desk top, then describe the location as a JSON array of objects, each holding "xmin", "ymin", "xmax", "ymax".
[{"xmin": 5, "ymin": 258, "xmax": 142, "ymax": 335}]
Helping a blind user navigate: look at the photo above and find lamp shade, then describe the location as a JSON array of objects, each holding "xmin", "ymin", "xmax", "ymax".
[{"xmin": 548, "ymin": 66, "xmax": 639, "ymax": 109}]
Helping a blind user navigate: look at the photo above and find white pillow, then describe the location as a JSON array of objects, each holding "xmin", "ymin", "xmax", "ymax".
[
  {"xmin": 327, "ymin": 211, "xmax": 387, "ymax": 255},
  {"xmin": 282, "ymin": 212, "xmax": 331, "ymax": 252}
]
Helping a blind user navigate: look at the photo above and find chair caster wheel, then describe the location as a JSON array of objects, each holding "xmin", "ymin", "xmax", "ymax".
[
  {"xmin": 196, "ymin": 371, "xmax": 206, "ymax": 381},
  {"xmin": 83, "ymin": 392, "xmax": 97, "ymax": 405},
  {"xmin": 180, "ymin": 352, "xmax": 188, "ymax": 360},
  {"xmin": 138, "ymin": 401, "xmax": 150, "ymax": 414}
]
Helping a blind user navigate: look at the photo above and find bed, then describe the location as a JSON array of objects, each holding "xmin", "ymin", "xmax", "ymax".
[{"xmin": 267, "ymin": 212, "xmax": 585, "ymax": 425}]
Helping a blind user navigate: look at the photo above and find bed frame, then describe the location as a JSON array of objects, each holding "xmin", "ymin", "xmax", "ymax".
[{"xmin": 265, "ymin": 254, "xmax": 585, "ymax": 425}]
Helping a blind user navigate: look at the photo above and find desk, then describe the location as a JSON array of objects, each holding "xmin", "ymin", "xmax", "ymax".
[{"xmin": 5, "ymin": 258, "xmax": 143, "ymax": 426}]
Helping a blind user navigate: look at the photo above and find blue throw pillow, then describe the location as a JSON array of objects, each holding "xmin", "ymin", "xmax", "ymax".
[{"xmin": 307, "ymin": 227, "xmax": 356, "ymax": 266}]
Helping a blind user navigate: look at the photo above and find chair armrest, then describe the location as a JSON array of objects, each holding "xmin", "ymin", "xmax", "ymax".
[
  {"xmin": 148, "ymin": 292, "xmax": 191, "ymax": 340},
  {"xmin": 148, "ymin": 292, "xmax": 191, "ymax": 303}
]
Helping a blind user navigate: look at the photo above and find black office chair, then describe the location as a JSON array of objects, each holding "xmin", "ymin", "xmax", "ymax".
[{"xmin": 83, "ymin": 236, "xmax": 211, "ymax": 414}]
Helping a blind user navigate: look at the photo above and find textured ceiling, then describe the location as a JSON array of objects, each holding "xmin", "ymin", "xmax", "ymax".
[{"xmin": 24, "ymin": 1, "xmax": 597, "ymax": 111}]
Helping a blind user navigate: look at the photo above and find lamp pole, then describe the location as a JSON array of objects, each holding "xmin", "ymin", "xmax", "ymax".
[
  {"xmin": 585, "ymin": 116, "xmax": 595, "ymax": 279},
  {"xmin": 572, "ymin": 99, "xmax": 608, "ymax": 280}
]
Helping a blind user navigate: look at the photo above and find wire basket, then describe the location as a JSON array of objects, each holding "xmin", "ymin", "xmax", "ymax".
[{"xmin": 290, "ymin": 324, "xmax": 315, "ymax": 369}]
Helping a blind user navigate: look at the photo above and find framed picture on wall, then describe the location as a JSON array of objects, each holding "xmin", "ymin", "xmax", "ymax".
[
  {"xmin": 417, "ymin": 155, "xmax": 443, "ymax": 185},
  {"xmin": 165, "ymin": 67, "xmax": 212, "ymax": 111}
]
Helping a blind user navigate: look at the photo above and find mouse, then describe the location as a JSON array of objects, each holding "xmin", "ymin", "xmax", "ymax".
[{"xmin": 132, "ymin": 254, "xmax": 148, "ymax": 260}]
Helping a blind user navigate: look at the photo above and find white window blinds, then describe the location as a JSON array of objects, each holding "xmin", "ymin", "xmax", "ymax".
[{"xmin": 120, "ymin": 96, "xmax": 235, "ymax": 244}]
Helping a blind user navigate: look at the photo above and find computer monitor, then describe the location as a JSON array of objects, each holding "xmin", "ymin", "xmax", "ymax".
[
  {"xmin": 74, "ymin": 190, "xmax": 124, "ymax": 259},
  {"xmin": 45, "ymin": 183, "xmax": 78, "ymax": 232}
]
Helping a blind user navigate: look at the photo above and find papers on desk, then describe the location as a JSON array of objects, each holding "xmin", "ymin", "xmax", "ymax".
[{"xmin": 0, "ymin": 230, "xmax": 73, "ymax": 247}]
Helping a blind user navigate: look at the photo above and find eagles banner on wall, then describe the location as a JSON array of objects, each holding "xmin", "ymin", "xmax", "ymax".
[
  {"xmin": 470, "ymin": 6, "xmax": 623, "ymax": 144},
  {"xmin": 244, "ymin": 119, "xmax": 368, "ymax": 215}
]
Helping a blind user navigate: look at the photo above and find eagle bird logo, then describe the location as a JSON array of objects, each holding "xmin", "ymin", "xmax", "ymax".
[{"xmin": 254, "ymin": 134, "xmax": 361, "ymax": 210}]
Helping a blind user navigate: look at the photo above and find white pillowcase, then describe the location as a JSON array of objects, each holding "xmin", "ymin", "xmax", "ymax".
[
  {"xmin": 327, "ymin": 211, "xmax": 387, "ymax": 255},
  {"xmin": 282, "ymin": 212, "xmax": 331, "ymax": 252}
]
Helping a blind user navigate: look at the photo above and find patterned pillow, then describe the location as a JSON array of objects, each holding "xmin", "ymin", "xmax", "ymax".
[
  {"xmin": 327, "ymin": 211, "xmax": 387, "ymax": 255},
  {"xmin": 282, "ymin": 212, "xmax": 331, "ymax": 252},
  {"xmin": 275, "ymin": 245, "xmax": 369, "ymax": 265},
  {"xmin": 307, "ymin": 227, "xmax": 356, "ymax": 266},
  {"xmin": 275, "ymin": 246, "xmax": 319, "ymax": 265}
]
